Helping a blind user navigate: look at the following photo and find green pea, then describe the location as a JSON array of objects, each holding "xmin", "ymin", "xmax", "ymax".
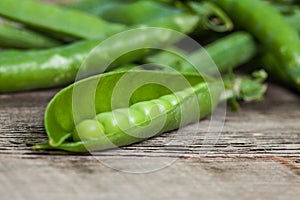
[
  {"xmin": 175, "ymin": 89, "xmax": 194, "ymax": 102},
  {"xmin": 95, "ymin": 112, "xmax": 121, "ymax": 134},
  {"xmin": 160, "ymin": 94, "xmax": 179, "ymax": 106},
  {"xmin": 114, "ymin": 108, "xmax": 146, "ymax": 127},
  {"xmin": 131, "ymin": 101, "xmax": 162, "ymax": 120},
  {"xmin": 73, "ymin": 119, "xmax": 105, "ymax": 142},
  {"xmin": 114, "ymin": 108, "xmax": 148, "ymax": 137},
  {"xmin": 94, "ymin": 108, "xmax": 146, "ymax": 137},
  {"xmin": 150, "ymin": 99, "xmax": 172, "ymax": 113}
]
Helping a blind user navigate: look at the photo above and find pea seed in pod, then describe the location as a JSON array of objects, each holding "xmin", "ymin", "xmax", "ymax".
[
  {"xmin": 129, "ymin": 100, "xmax": 173, "ymax": 137},
  {"xmin": 150, "ymin": 99, "xmax": 172, "ymax": 113},
  {"xmin": 94, "ymin": 108, "xmax": 146, "ymax": 135},
  {"xmin": 160, "ymin": 94, "xmax": 180, "ymax": 106},
  {"xmin": 130, "ymin": 100, "xmax": 170, "ymax": 121},
  {"xmin": 73, "ymin": 119, "xmax": 105, "ymax": 142},
  {"xmin": 94, "ymin": 112, "xmax": 121, "ymax": 135}
]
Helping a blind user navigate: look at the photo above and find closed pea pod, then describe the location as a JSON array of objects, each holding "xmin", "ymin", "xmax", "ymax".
[
  {"xmin": 145, "ymin": 7, "xmax": 300, "ymax": 76},
  {"xmin": 70, "ymin": 0, "xmax": 233, "ymax": 33},
  {"xmin": 284, "ymin": 10, "xmax": 300, "ymax": 33},
  {"xmin": 0, "ymin": 40, "xmax": 98, "ymax": 92},
  {"xmin": 68, "ymin": 0, "xmax": 124, "ymax": 16},
  {"xmin": 213, "ymin": 0, "xmax": 300, "ymax": 92},
  {"xmin": 145, "ymin": 32, "xmax": 257, "ymax": 75},
  {"xmin": 0, "ymin": 27, "xmax": 184, "ymax": 93},
  {"xmin": 0, "ymin": 21, "xmax": 61, "ymax": 49},
  {"xmin": 0, "ymin": 0, "xmax": 125, "ymax": 40},
  {"xmin": 78, "ymin": 0, "xmax": 181, "ymax": 26},
  {"xmin": 0, "ymin": 1, "xmax": 234, "ymax": 93}
]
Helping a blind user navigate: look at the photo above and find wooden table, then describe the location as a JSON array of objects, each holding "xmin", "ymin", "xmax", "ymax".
[{"xmin": 0, "ymin": 84, "xmax": 299, "ymax": 200}]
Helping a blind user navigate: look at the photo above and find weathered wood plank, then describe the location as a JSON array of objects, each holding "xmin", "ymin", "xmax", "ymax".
[
  {"xmin": 0, "ymin": 156, "xmax": 299, "ymax": 200},
  {"xmin": 0, "ymin": 83, "xmax": 299, "ymax": 200}
]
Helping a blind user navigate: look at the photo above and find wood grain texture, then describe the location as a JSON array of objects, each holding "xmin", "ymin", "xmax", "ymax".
[
  {"xmin": 0, "ymin": 157, "xmax": 299, "ymax": 200},
  {"xmin": 0, "ymin": 84, "xmax": 299, "ymax": 200}
]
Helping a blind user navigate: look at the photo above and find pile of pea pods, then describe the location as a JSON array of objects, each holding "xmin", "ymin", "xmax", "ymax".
[{"xmin": 0, "ymin": 0, "xmax": 299, "ymax": 152}]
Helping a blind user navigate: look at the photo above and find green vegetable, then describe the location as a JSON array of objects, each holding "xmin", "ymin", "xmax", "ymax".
[
  {"xmin": 0, "ymin": 0, "xmax": 125, "ymax": 40},
  {"xmin": 214, "ymin": 0, "xmax": 300, "ymax": 92},
  {"xmin": 269, "ymin": 1, "xmax": 298, "ymax": 14},
  {"xmin": 33, "ymin": 70, "xmax": 223, "ymax": 152},
  {"xmin": 68, "ymin": 0, "xmax": 124, "ymax": 16},
  {"xmin": 284, "ymin": 9, "xmax": 300, "ymax": 33},
  {"xmin": 33, "ymin": 69, "xmax": 267, "ymax": 152},
  {"xmin": 79, "ymin": 0, "xmax": 181, "ymax": 25},
  {"xmin": 0, "ymin": 40, "xmax": 97, "ymax": 92},
  {"xmin": 70, "ymin": 0, "xmax": 233, "ymax": 33},
  {"xmin": 0, "ymin": 28, "xmax": 184, "ymax": 93},
  {"xmin": 0, "ymin": 21, "xmax": 61, "ymax": 49},
  {"xmin": 146, "ymin": 31, "xmax": 257, "ymax": 75},
  {"xmin": 187, "ymin": 1, "xmax": 233, "ymax": 32}
]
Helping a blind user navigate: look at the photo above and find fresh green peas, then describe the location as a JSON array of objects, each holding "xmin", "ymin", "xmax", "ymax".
[
  {"xmin": 33, "ymin": 70, "xmax": 267, "ymax": 152},
  {"xmin": 131, "ymin": 101, "xmax": 163, "ymax": 120},
  {"xmin": 93, "ymin": 108, "xmax": 146, "ymax": 136},
  {"xmin": 73, "ymin": 96, "xmax": 174, "ymax": 143},
  {"xmin": 94, "ymin": 112, "xmax": 121, "ymax": 136},
  {"xmin": 33, "ymin": 71, "xmax": 223, "ymax": 152},
  {"xmin": 72, "ymin": 83, "xmax": 203, "ymax": 143},
  {"xmin": 160, "ymin": 94, "xmax": 180, "ymax": 106},
  {"xmin": 73, "ymin": 119, "xmax": 105, "ymax": 142},
  {"xmin": 114, "ymin": 108, "xmax": 146, "ymax": 127},
  {"xmin": 150, "ymin": 99, "xmax": 173, "ymax": 113}
]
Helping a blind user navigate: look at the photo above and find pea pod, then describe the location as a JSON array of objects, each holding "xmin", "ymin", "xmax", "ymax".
[
  {"xmin": 0, "ymin": 21, "xmax": 61, "ymax": 49},
  {"xmin": 146, "ymin": 31, "xmax": 257, "ymax": 75},
  {"xmin": 0, "ymin": 27, "xmax": 183, "ymax": 93},
  {"xmin": 33, "ymin": 70, "xmax": 222, "ymax": 152},
  {"xmin": 0, "ymin": 0, "xmax": 125, "ymax": 40},
  {"xmin": 144, "ymin": 3, "xmax": 300, "ymax": 77},
  {"xmin": 87, "ymin": 0, "xmax": 233, "ymax": 33},
  {"xmin": 0, "ymin": 10, "xmax": 202, "ymax": 93},
  {"xmin": 68, "ymin": 0, "xmax": 124, "ymax": 15},
  {"xmin": 0, "ymin": 40, "xmax": 97, "ymax": 92},
  {"xmin": 284, "ymin": 10, "xmax": 300, "ymax": 33},
  {"xmin": 72, "ymin": 0, "xmax": 181, "ymax": 25},
  {"xmin": 214, "ymin": 0, "xmax": 300, "ymax": 92}
]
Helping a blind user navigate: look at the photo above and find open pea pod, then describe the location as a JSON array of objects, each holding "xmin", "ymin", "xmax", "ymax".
[{"xmin": 33, "ymin": 70, "xmax": 223, "ymax": 152}]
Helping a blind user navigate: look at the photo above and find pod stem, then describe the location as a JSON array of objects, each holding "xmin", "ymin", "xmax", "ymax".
[
  {"xmin": 188, "ymin": 1, "xmax": 233, "ymax": 32},
  {"xmin": 220, "ymin": 70, "xmax": 268, "ymax": 110}
]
